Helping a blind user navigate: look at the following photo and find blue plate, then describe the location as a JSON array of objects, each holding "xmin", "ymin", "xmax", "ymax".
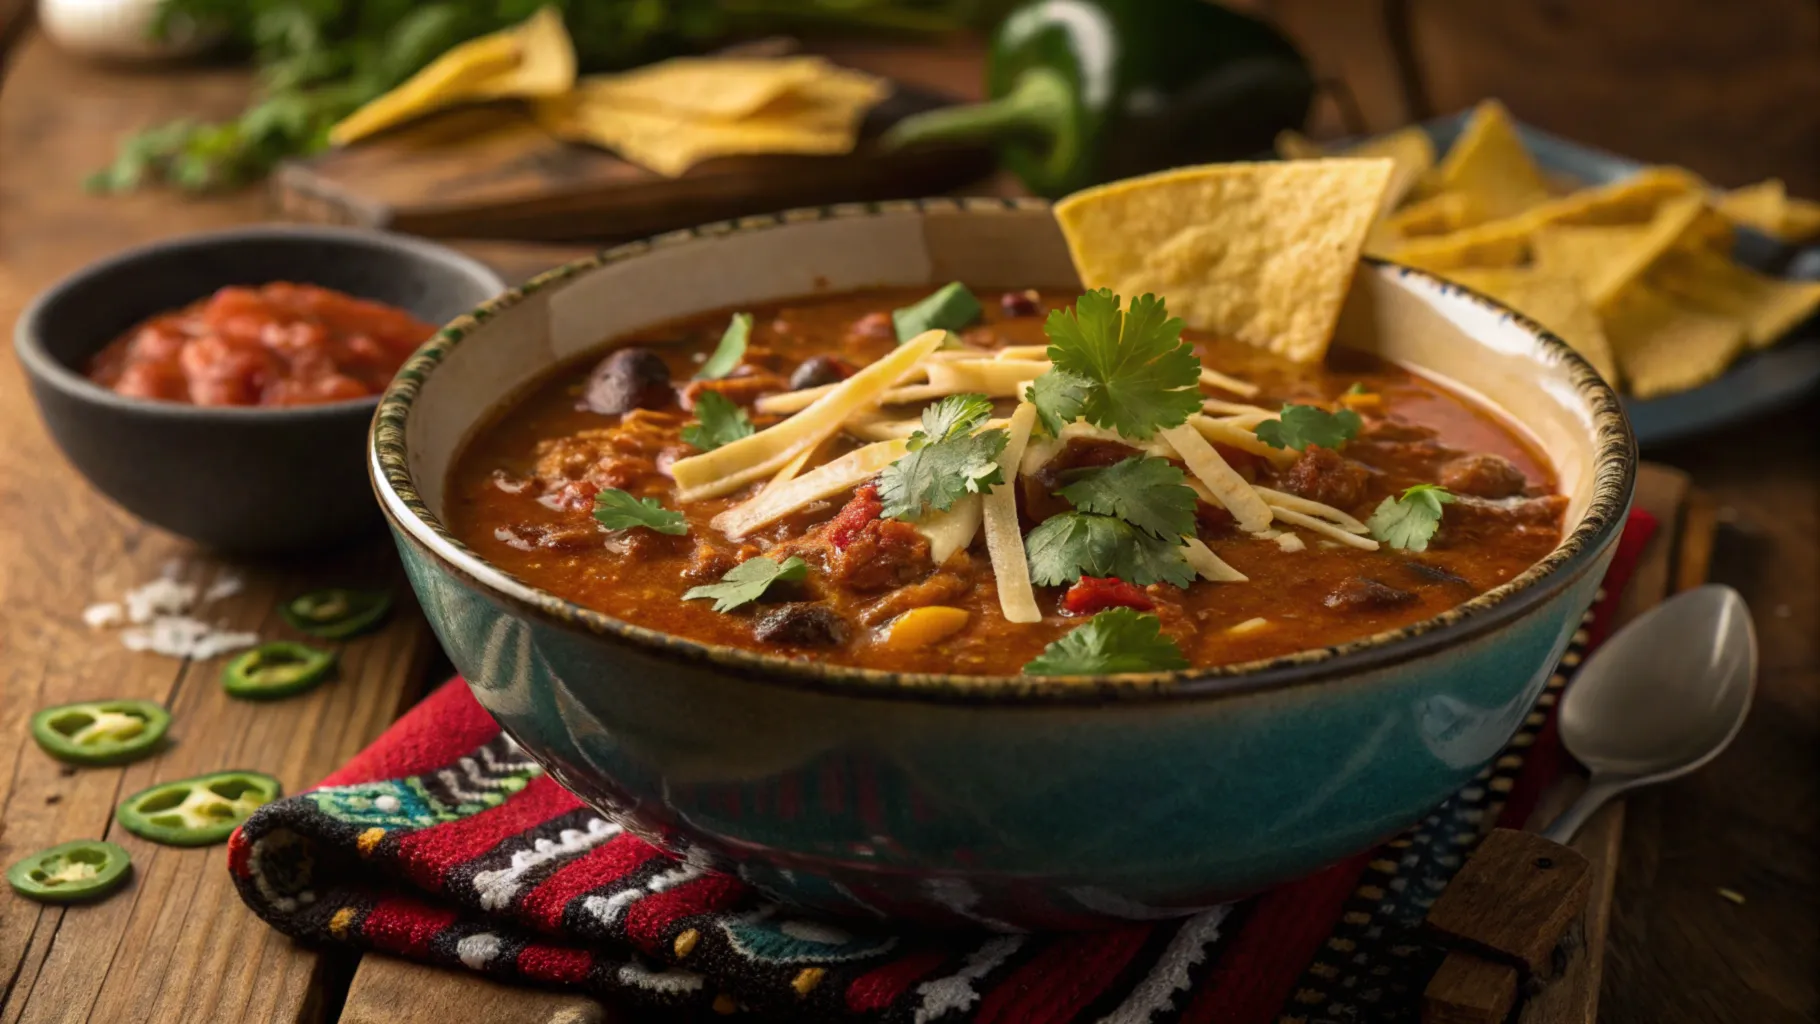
[{"xmin": 1406, "ymin": 112, "xmax": 1820, "ymax": 448}]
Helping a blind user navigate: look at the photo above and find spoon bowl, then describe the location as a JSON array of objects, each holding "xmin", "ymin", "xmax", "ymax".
[{"xmin": 1544, "ymin": 584, "xmax": 1756, "ymax": 843}]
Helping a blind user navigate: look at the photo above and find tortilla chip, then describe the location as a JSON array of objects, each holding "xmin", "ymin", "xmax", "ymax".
[
  {"xmin": 1054, "ymin": 159, "xmax": 1394, "ymax": 364},
  {"xmin": 1716, "ymin": 179, "xmax": 1785, "ymax": 235},
  {"xmin": 1531, "ymin": 193, "xmax": 1717, "ymax": 307},
  {"xmin": 1646, "ymin": 247, "xmax": 1820, "ymax": 350},
  {"xmin": 1447, "ymin": 268, "xmax": 1621, "ymax": 384},
  {"xmin": 581, "ymin": 56, "xmax": 834, "ymax": 120},
  {"xmin": 1384, "ymin": 191, "xmax": 1485, "ymax": 239},
  {"xmin": 1784, "ymin": 195, "xmax": 1820, "ymax": 241},
  {"xmin": 1605, "ymin": 284, "xmax": 1747, "ymax": 399},
  {"xmin": 1420, "ymin": 100, "xmax": 1550, "ymax": 219},
  {"xmin": 331, "ymin": 6, "xmax": 575, "ymax": 146},
  {"xmin": 1277, "ymin": 127, "xmax": 1434, "ymax": 215},
  {"xmin": 1273, "ymin": 130, "xmax": 1325, "ymax": 161}
]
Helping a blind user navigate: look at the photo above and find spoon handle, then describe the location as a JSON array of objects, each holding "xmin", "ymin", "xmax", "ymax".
[{"xmin": 1540, "ymin": 776, "xmax": 1629, "ymax": 845}]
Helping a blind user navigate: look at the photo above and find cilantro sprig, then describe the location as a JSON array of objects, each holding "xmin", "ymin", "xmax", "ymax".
[
  {"xmin": 593, "ymin": 489, "xmax": 688, "ymax": 536},
  {"xmin": 682, "ymin": 556, "xmax": 808, "ymax": 613},
  {"xmin": 1023, "ymin": 608, "xmax": 1189, "ymax": 676},
  {"xmin": 696, "ymin": 313, "xmax": 752, "ymax": 380},
  {"xmin": 681, "ymin": 391, "xmax": 755, "ymax": 451},
  {"xmin": 877, "ymin": 394, "xmax": 1009, "ymax": 520},
  {"xmin": 1056, "ymin": 457, "xmax": 1198, "ymax": 540},
  {"xmin": 1025, "ymin": 513, "xmax": 1195, "ymax": 588},
  {"xmin": 1367, "ymin": 484, "xmax": 1454, "ymax": 552},
  {"xmin": 1254, "ymin": 404, "xmax": 1363, "ymax": 451},
  {"xmin": 1026, "ymin": 290, "xmax": 1202, "ymax": 439}
]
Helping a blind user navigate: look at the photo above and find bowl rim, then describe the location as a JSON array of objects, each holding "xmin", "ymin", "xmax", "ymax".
[
  {"xmin": 371, "ymin": 198, "xmax": 1637, "ymax": 706},
  {"xmin": 13, "ymin": 223, "xmax": 508, "ymax": 421}
]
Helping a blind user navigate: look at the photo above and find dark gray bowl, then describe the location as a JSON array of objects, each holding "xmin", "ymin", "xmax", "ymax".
[{"xmin": 15, "ymin": 225, "xmax": 506, "ymax": 553}]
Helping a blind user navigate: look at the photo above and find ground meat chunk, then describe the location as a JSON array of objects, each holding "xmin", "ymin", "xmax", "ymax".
[
  {"xmin": 1195, "ymin": 501, "xmax": 1237, "ymax": 539},
  {"xmin": 680, "ymin": 371, "xmax": 787, "ymax": 410},
  {"xmin": 1437, "ymin": 494, "xmax": 1570, "ymax": 549},
  {"xmin": 681, "ymin": 542, "xmax": 738, "ymax": 584},
  {"xmin": 1438, "ymin": 453, "xmax": 1529, "ymax": 499},
  {"xmin": 829, "ymin": 518, "xmax": 932, "ymax": 593},
  {"xmin": 1279, "ymin": 446, "xmax": 1371, "ymax": 510},
  {"xmin": 1324, "ymin": 576, "xmax": 1418, "ymax": 611},
  {"xmin": 529, "ymin": 410, "xmax": 686, "ymax": 510},
  {"xmin": 582, "ymin": 348, "xmax": 672, "ymax": 414},
  {"xmin": 789, "ymin": 355, "xmax": 854, "ymax": 390},
  {"xmin": 752, "ymin": 604, "xmax": 849, "ymax": 647}
]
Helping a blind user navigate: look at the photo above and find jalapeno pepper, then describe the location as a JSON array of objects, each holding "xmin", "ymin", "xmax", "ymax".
[
  {"xmin": 281, "ymin": 588, "xmax": 392, "ymax": 639},
  {"xmin": 30, "ymin": 699, "xmax": 171, "ymax": 766},
  {"xmin": 115, "ymin": 770, "xmax": 283, "ymax": 846},
  {"xmin": 222, "ymin": 642, "xmax": 336, "ymax": 700},
  {"xmin": 7, "ymin": 840, "xmax": 133, "ymax": 903},
  {"xmin": 883, "ymin": 0, "xmax": 1314, "ymax": 197}
]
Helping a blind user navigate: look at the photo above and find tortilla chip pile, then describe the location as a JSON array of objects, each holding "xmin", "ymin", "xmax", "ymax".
[
  {"xmin": 1276, "ymin": 101, "xmax": 1820, "ymax": 399},
  {"xmin": 328, "ymin": 7, "xmax": 890, "ymax": 178}
]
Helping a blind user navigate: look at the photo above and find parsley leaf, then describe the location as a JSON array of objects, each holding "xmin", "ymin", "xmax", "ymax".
[
  {"xmin": 593, "ymin": 489, "xmax": 688, "ymax": 536},
  {"xmin": 877, "ymin": 394, "xmax": 1009, "ymax": 520},
  {"xmin": 1029, "ymin": 289, "xmax": 1202, "ymax": 440},
  {"xmin": 1367, "ymin": 484, "xmax": 1455, "ymax": 552},
  {"xmin": 696, "ymin": 312, "xmax": 753, "ymax": 380},
  {"xmin": 680, "ymin": 391, "xmax": 755, "ymax": 451},
  {"xmin": 682, "ymin": 556, "xmax": 809, "ymax": 613},
  {"xmin": 892, "ymin": 282, "xmax": 982, "ymax": 342},
  {"xmin": 1024, "ymin": 512, "xmax": 1195, "ymax": 588},
  {"xmin": 1057, "ymin": 457, "xmax": 1198, "ymax": 540},
  {"xmin": 1023, "ymin": 608, "xmax": 1189, "ymax": 676},
  {"xmin": 1254, "ymin": 404, "xmax": 1364, "ymax": 451}
]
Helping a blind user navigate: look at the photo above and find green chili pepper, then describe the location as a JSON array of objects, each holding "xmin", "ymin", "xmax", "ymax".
[
  {"xmin": 30, "ymin": 699, "xmax": 171, "ymax": 766},
  {"xmin": 222, "ymin": 642, "xmax": 336, "ymax": 700},
  {"xmin": 7, "ymin": 840, "xmax": 133, "ymax": 903},
  {"xmin": 883, "ymin": 0, "xmax": 1314, "ymax": 197},
  {"xmin": 281, "ymin": 588, "xmax": 392, "ymax": 639},
  {"xmin": 116, "ymin": 770, "xmax": 282, "ymax": 846}
]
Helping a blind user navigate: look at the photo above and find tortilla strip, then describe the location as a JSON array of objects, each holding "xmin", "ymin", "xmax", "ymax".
[{"xmin": 983, "ymin": 403, "xmax": 1042, "ymax": 623}]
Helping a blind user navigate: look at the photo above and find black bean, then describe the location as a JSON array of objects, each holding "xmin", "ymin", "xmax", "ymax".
[
  {"xmin": 581, "ymin": 348, "xmax": 672, "ymax": 415},
  {"xmin": 1323, "ymin": 576, "xmax": 1417, "ymax": 611},
  {"xmin": 752, "ymin": 603, "xmax": 849, "ymax": 647},
  {"xmin": 999, "ymin": 289, "xmax": 1042, "ymax": 318},
  {"xmin": 789, "ymin": 355, "xmax": 853, "ymax": 391}
]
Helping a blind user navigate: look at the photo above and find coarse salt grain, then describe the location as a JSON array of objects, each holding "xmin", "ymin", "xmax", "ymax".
[
  {"xmin": 82, "ymin": 602, "xmax": 125, "ymax": 628},
  {"xmin": 202, "ymin": 572, "xmax": 244, "ymax": 603},
  {"xmin": 120, "ymin": 616, "xmax": 258, "ymax": 660},
  {"xmin": 123, "ymin": 576, "xmax": 200, "ymax": 624}
]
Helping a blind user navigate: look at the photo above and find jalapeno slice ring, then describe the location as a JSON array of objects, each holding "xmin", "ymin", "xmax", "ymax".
[
  {"xmin": 222, "ymin": 642, "xmax": 336, "ymax": 700},
  {"xmin": 30, "ymin": 699, "xmax": 171, "ymax": 766},
  {"xmin": 7, "ymin": 840, "xmax": 133, "ymax": 903},
  {"xmin": 281, "ymin": 588, "xmax": 392, "ymax": 639},
  {"xmin": 115, "ymin": 770, "xmax": 283, "ymax": 846}
]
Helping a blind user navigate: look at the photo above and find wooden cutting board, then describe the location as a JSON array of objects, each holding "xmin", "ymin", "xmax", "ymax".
[{"xmin": 273, "ymin": 73, "xmax": 995, "ymax": 243}]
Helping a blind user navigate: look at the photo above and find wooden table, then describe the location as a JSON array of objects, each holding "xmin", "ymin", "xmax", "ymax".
[{"xmin": 1, "ymin": 16, "xmax": 1814, "ymax": 1024}]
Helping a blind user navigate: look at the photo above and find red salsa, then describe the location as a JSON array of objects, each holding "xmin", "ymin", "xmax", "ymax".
[
  {"xmin": 448, "ymin": 287, "xmax": 1568, "ymax": 676},
  {"xmin": 87, "ymin": 282, "xmax": 435, "ymax": 407}
]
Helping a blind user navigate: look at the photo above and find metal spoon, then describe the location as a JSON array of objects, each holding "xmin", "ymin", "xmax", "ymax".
[{"xmin": 1541, "ymin": 584, "xmax": 1757, "ymax": 844}]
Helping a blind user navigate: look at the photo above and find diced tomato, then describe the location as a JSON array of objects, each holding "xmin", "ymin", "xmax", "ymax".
[
  {"xmin": 827, "ymin": 483, "xmax": 884, "ymax": 551},
  {"xmin": 1062, "ymin": 576, "xmax": 1156, "ymax": 615}
]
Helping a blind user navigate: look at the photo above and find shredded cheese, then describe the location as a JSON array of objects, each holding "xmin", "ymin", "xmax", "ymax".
[
  {"xmin": 1159, "ymin": 424, "xmax": 1273, "ymax": 532},
  {"xmin": 1184, "ymin": 538, "xmax": 1247, "ymax": 582},
  {"xmin": 754, "ymin": 360, "xmax": 931, "ymax": 416},
  {"xmin": 917, "ymin": 495, "xmax": 982, "ymax": 567},
  {"xmin": 1201, "ymin": 398, "xmax": 1273, "ymax": 419},
  {"xmin": 710, "ymin": 439, "xmax": 908, "ymax": 538},
  {"xmin": 994, "ymin": 345, "xmax": 1051, "ymax": 361},
  {"xmin": 1271, "ymin": 507, "xmax": 1381, "ymax": 550},
  {"xmin": 675, "ymin": 331, "xmax": 943, "ymax": 502},
  {"xmin": 846, "ymin": 415, "xmax": 1008, "ymax": 443},
  {"xmin": 1227, "ymin": 617, "xmax": 1271, "ymax": 635},
  {"xmin": 1188, "ymin": 415, "xmax": 1297, "ymax": 467},
  {"xmin": 924, "ymin": 359, "xmax": 1052, "ymax": 395},
  {"xmin": 1199, "ymin": 367, "xmax": 1260, "ymax": 398},
  {"xmin": 1253, "ymin": 486, "xmax": 1371, "ymax": 533},
  {"xmin": 760, "ymin": 443, "xmax": 819, "ymax": 499},
  {"xmin": 983, "ymin": 402, "xmax": 1042, "ymax": 623}
]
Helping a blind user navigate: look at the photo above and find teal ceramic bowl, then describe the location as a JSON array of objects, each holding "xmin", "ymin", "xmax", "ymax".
[{"xmin": 371, "ymin": 199, "xmax": 1635, "ymax": 929}]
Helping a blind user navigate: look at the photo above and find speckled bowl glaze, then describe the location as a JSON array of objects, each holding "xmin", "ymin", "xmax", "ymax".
[{"xmin": 371, "ymin": 199, "xmax": 1635, "ymax": 929}]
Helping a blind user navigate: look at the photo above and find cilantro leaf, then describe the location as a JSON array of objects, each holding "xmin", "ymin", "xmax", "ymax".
[
  {"xmin": 1023, "ymin": 608, "xmax": 1189, "ymax": 676},
  {"xmin": 892, "ymin": 282, "xmax": 982, "ymax": 342},
  {"xmin": 1254, "ymin": 404, "xmax": 1363, "ymax": 451},
  {"xmin": 593, "ymin": 489, "xmax": 688, "ymax": 536},
  {"xmin": 1057, "ymin": 456, "xmax": 1198, "ymax": 540},
  {"xmin": 680, "ymin": 391, "xmax": 755, "ymax": 452},
  {"xmin": 682, "ymin": 556, "xmax": 809, "ymax": 613},
  {"xmin": 696, "ymin": 312, "xmax": 752, "ymax": 380},
  {"xmin": 1024, "ymin": 512, "xmax": 1195, "ymax": 588},
  {"xmin": 1367, "ymin": 484, "xmax": 1455, "ymax": 552},
  {"xmin": 877, "ymin": 394, "xmax": 1008, "ymax": 520},
  {"xmin": 1346, "ymin": 382, "xmax": 1370, "ymax": 396},
  {"xmin": 1029, "ymin": 289, "xmax": 1202, "ymax": 440},
  {"xmin": 1025, "ymin": 370, "xmax": 1090, "ymax": 437}
]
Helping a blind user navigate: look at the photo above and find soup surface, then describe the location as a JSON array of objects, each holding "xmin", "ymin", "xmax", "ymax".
[{"xmin": 448, "ymin": 287, "xmax": 1566, "ymax": 675}]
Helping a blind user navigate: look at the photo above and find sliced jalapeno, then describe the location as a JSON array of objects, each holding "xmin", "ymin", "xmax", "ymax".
[
  {"xmin": 222, "ymin": 642, "xmax": 336, "ymax": 700},
  {"xmin": 30, "ymin": 699, "xmax": 171, "ymax": 766},
  {"xmin": 116, "ymin": 770, "xmax": 283, "ymax": 846},
  {"xmin": 281, "ymin": 588, "xmax": 392, "ymax": 639},
  {"xmin": 7, "ymin": 840, "xmax": 133, "ymax": 903}
]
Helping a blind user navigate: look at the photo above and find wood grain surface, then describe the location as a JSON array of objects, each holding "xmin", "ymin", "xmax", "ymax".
[{"xmin": 2, "ymin": 8, "xmax": 1816, "ymax": 1023}]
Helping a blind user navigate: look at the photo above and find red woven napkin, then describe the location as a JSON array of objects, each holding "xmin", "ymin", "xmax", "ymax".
[{"xmin": 230, "ymin": 512, "xmax": 1656, "ymax": 1024}]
